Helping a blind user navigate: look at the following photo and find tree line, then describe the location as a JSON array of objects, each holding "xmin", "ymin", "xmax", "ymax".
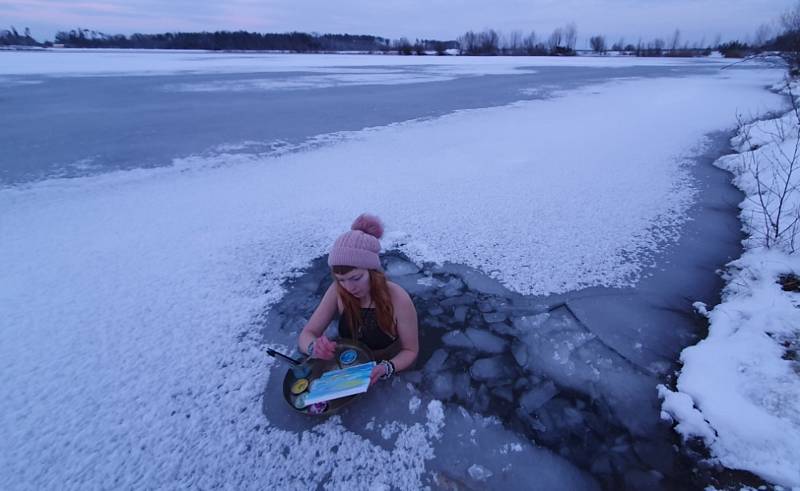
[
  {"xmin": 0, "ymin": 23, "xmax": 790, "ymax": 60},
  {"xmin": 51, "ymin": 29, "xmax": 393, "ymax": 51},
  {"xmin": 458, "ymin": 23, "xmax": 578, "ymax": 56},
  {"xmin": 0, "ymin": 27, "xmax": 458, "ymax": 53},
  {"xmin": 0, "ymin": 26, "xmax": 39, "ymax": 47},
  {"xmin": 455, "ymin": 24, "xmax": 792, "ymax": 59},
  {"xmin": 3, "ymin": 0, "xmax": 800, "ymax": 70}
]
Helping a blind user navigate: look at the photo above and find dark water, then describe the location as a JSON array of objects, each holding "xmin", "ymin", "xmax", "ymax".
[{"xmin": 0, "ymin": 64, "xmax": 720, "ymax": 185}]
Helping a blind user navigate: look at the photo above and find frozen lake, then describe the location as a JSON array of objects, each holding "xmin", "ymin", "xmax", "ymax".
[
  {"xmin": 2, "ymin": 51, "xmax": 725, "ymax": 185},
  {"xmin": 0, "ymin": 51, "xmax": 789, "ymax": 489}
]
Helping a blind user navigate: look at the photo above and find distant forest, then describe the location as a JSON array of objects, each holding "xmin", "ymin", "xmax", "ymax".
[
  {"xmin": 0, "ymin": 26, "xmax": 39, "ymax": 47},
  {"xmin": 0, "ymin": 27, "xmax": 458, "ymax": 54},
  {"xmin": 1, "ymin": 18, "xmax": 799, "ymax": 68}
]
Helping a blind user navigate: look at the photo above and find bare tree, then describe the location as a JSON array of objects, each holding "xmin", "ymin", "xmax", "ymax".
[
  {"xmin": 589, "ymin": 35, "xmax": 606, "ymax": 54},
  {"xmin": 669, "ymin": 29, "xmax": 681, "ymax": 51},
  {"xmin": 507, "ymin": 29, "xmax": 524, "ymax": 55},
  {"xmin": 736, "ymin": 82, "xmax": 800, "ymax": 252},
  {"xmin": 479, "ymin": 29, "xmax": 499, "ymax": 55},
  {"xmin": 651, "ymin": 38, "xmax": 665, "ymax": 56},
  {"xmin": 783, "ymin": 1, "xmax": 800, "ymax": 32},
  {"xmin": 754, "ymin": 23, "xmax": 773, "ymax": 48},
  {"xmin": 393, "ymin": 37, "xmax": 413, "ymax": 55},
  {"xmin": 457, "ymin": 29, "xmax": 499, "ymax": 55},
  {"xmin": 611, "ymin": 38, "xmax": 625, "ymax": 52},
  {"xmin": 563, "ymin": 22, "xmax": 578, "ymax": 51},
  {"xmin": 547, "ymin": 27, "xmax": 563, "ymax": 53},
  {"xmin": 692, "ymin": 36, "xmax": 707, "ymax": 52},
  {"xmin": 523, "ymin": 30, "xmax": 538, "ymax": 54},
  {"xmin": 457, "ymin": 31, "xmax": 477, "ymax": 55},
  {"xmin": 777, "ymin": 2, "xmax": 800, "ymax": 73}
]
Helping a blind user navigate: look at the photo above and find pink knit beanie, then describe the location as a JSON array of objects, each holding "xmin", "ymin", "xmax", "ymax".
[{"xmin": 328, "ymin": 214, "xmax": 384, "ymax": 271}]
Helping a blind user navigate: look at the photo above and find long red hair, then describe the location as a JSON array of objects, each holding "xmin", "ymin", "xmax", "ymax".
[{"xmin": 333, "ymin": 266, "xmax": 396, "ymax": 339}]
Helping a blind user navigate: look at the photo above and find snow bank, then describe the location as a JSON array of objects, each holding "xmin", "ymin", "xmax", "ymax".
[
  {"xmin": 660, "ymin": 81, "xmax": 800, "ymax": 488},
  {"xmin": 0, "ymin": 60, "xmax": 785, "ymax": 488}
]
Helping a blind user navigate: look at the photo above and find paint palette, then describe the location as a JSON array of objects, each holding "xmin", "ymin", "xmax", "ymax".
[
  {"xmin": 339, "ymin": 349, "xmax": 358, "ymax": 365},
  {"xmin": 290, "ymin": 378, "xmax": 309, "ymax": 395},
  {"xmin": 281, "ymin": 341, "xmax": 374, "ymax": 416}
]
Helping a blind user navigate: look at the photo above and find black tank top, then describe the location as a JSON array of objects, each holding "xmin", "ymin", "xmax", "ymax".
[{"xmin": 337, "ymin": 308, "xmax": 397, "ymax": 351}]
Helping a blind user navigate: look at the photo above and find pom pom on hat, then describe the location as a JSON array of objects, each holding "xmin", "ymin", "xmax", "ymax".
[
  {"xmin": 328, "ymin": 213, "xmax": 384, "ymax": 270},
  {"xmin": 351, "ymin": 213, "xmax": 384, "ymax": 239}
]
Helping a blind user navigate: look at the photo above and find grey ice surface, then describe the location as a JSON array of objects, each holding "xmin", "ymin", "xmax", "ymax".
[{"xmin": 1, "ymin": 64, "xmax": 724, "ymax": 185}]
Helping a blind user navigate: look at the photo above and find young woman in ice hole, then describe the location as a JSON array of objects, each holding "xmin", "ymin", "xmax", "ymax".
[{"xmin": 298, "ymin": 214, "xmax": 419, "ymax": 385}]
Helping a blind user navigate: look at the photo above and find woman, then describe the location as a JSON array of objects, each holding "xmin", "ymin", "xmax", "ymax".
[{"xmin": 298, "ymin": 214, "xmax": 419, "ymax": 385}]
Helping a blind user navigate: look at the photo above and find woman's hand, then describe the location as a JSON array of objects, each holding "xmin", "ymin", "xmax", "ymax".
[
  {"xmin": 310, "ymin": 336, "xmax": 337, "ymax": 360},
  {"xmin": 369, "ymin": 362, "xmax": 388, "ymax": 386}
]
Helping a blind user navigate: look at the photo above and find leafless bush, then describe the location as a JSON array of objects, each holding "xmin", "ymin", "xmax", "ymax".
[
  {"xmin": 547, "ymin": 27, "xmax": 562, "ymax": 53},
  {"xmin": 590, "ymin": 35, "xmax": 606, "ymax": 54},
  {"xmin": 737, "ymin": 82, "xmax": 800, "ymax": 252},
  {"xmin": 563, "ymin": 22, "xmax": 578, "ymax": 51},
  {"xmin": 669, "ymin": 29, "xmax": 681, "ymax": 51},
  {"xmin": 754, "ymin": 23, "xmax": 774, "ymax": 48},
  {"xmin": 457, "ymin": 29, "xmax": 499, "ymax": 55}
]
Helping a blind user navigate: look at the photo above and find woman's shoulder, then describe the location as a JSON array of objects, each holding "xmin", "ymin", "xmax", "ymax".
[{"xmin": 386, "ymin": 281, "xmax": 414, "ymax": 307}]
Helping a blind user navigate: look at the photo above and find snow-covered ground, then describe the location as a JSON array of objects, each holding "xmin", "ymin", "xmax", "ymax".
[
  {"xmin": 0, "ymin": 53, "xmax": 787, "ymax": 488},
  {"xmin": 660, "ymin": 81, "xmax": 800, "ymax": 489},
  {"xmin": 0, "ymin": 49, "xmax": 735, "ymax": 78}
]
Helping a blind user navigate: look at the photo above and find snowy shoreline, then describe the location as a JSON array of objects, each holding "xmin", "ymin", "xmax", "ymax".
[{"xmin": 660, "ymin": 81, "xmax": 800, "ymax": 488}]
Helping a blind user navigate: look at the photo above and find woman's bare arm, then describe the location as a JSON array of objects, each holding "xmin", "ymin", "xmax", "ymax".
[
  {"xmin": 298, "ymin": 282, "xmax": 338, "ymax": 354},
  {"xmin": 387, "ymin": 283, "xmax": 419, "ymax": 372}
]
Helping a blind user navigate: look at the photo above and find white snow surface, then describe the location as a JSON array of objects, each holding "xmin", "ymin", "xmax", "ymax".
[
  {"xmin": 0, "ymin": 55, "xmax": 788, "ymax": 488},
  {"xmin": 661, "ymin": 82, "xmax": 800, "ymax": 488},
  {"xmin": 0, "ymin": 49, "xmax": 730, "ymax": 78}
]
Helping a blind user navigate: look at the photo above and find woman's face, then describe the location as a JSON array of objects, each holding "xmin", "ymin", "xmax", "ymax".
[{"xmin": 334, "ymin": 268, "xmax": 370, "ymax": 299}]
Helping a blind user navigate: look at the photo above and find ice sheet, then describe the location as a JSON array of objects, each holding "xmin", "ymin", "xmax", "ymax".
[{"xmin": 0, "ymin": 60, "xmax": 787, "ymax": 488}]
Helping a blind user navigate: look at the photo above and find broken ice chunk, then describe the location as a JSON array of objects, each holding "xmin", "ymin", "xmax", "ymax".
[
  {"xmin": 465, "ymin": 327, "xmax": 508, "ymax": 354},
  {"xmin": 492, "ymin": 385, "xmax": 514, "ymax": 402},
  {"xmin": 384, "ymin": 257, "xmax": 421, "ymax": 276},
  {"xmin": 392, "ymin": 273, "xmax": 430, "ymax": 295},
  {"xmin": 453, "ymin": 372, "xmax": 473, "ymax": 400},
  {"xmin": 453, "ymin": 305, "xmax": 469, "ymax": 324},
  {"xmin": 428, "ymin": 305, "xmax": 445, "ymax": 316},
  {"xmin": 442, "ymin": 330, "xmax": 475, "ymax": 349},
  {"xmin": 440, "ymin": 294, "xmax": 477, "ymax": 308},
  {"xmin": 416, "ymin": 275, "xmax": 443, "ymax": 288},
  {"xmin": 469, "ymin": 356, "xmax": 514, "ymax": 382},
  {"xmin": 441, "ymin": 277, "xmax": 464, "ymax": 297},
  {"xmin": 488, "ymin": 322, "xmax": 516, "ymax": 336},
  {"xmin": 425, "ymin": 349, "xmax": 449, "ymax": 374},
  {"xmin": 483, "ymin": 312, "xmax": 507, "ymax": 323},
  {"xmin": 431, "ymin": 371, "xmax": 455, "ymax": 400},
  {"xmin": 512, "ymin": 341, "xmax": 529, "ymax": 367},
  {"xmin": 519, "ymin": 381, "xmax": 559, "ymax": 413},
  {"xmin": 468, "ymin": 464, "xmax": 494, "ymax": 481}
]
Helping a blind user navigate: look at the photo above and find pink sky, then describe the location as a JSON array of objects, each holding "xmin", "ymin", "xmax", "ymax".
[{"xmin": 1, "ymin": 0, "xmax": 792, "ymax": 46}]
